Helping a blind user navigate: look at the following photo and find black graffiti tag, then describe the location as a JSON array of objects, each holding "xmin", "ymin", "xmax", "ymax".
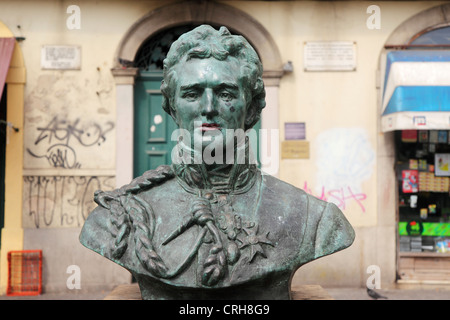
[
  {"xmin": 27, "ymin": 116, "xmax": 114, "ymax": 169},
  {"xmin": 27, "ymin": 144, "xmax": 80, "ymax": 169},
  {"xmin": 24, "ymin": 176, "xmax": 114, "ymax": 228}
]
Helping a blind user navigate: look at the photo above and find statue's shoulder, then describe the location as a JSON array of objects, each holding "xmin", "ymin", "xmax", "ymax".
[
  {"xmin": 261, "ymin": 173, "xmax": 327, "ymax": 213},
  {"xmin": 260, "ymin": 173, "xmax": 355, "ymax": 259},
  {"xmin": 79, "ymin": 165, "xmax": 175, "ymax": 260}
]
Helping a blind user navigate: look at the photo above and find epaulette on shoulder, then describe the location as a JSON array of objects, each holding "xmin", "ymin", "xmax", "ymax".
[{"xmin": 94, "ymin": 165, "xmax": 175, "ymax": 209}]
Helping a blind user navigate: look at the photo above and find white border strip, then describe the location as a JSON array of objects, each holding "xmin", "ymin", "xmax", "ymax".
[{"xmin": 381, "ymin": 111, "xmax": 450, "ymax": 132}]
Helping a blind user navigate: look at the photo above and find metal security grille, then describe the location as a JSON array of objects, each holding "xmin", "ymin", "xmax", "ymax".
[
  {"xmin": 134, "ymin": 24, "xmax": 223, "ymax": 71},
  {"xmin": 134, "ymin": 25, "xmax": 197, "ymax": 71},
  {"xmin": 7, "ymin": 250, "xmax": 42, "ymax": 296}
]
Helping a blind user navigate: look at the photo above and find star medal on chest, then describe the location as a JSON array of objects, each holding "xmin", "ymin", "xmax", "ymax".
[{"xmin": 214, "ymin": 194, "xmax": 274, "ymax": 265}]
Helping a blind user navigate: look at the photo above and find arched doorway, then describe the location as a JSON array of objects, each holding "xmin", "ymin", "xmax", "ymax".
[
  {"xmin": 111, "ymin": 1, "xmax": 284, "ymax": 187},
  {"xmin": 377, "ymin": 3, "xmax": 450, "ymax": 284}
]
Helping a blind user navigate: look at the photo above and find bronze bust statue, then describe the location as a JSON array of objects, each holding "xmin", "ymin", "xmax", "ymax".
[{"xmin": 79, "ymin": 25, "xmax": 355, "ymax": 300}]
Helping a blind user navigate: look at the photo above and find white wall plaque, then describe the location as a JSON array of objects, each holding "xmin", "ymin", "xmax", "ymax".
[
  {"xmin": 41, "ymin": 45, "xmax": 81, "ymax": 70},
  {"xmin": 304, "ymin": 41, "xmax": 356, "ymax": 71}
]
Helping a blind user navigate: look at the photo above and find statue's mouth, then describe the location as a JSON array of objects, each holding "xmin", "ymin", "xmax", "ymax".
[{"xmin": 201, "ymin": 123, "xmax": 221, "ymax": 131}]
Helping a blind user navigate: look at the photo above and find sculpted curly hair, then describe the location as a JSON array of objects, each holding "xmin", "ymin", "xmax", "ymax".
[{"xmin": 160, "ymin": 25, "xmax": 266, "ymax": 131}]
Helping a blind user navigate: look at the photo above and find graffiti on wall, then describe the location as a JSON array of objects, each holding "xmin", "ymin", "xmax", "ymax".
[
  {"xmin": 26, "ymin": 116, "xmax": 115, "ymax": 169},
  {"xmin": 312, "ymin": 127, "xmax": 375, "ymax": 214},
  {"xmin": 23, "ymin": 175, "xmax": 115, "ymax": 228},
  {"xmin": 303, "ymin": 181, "xmax": 367, "ymax": 213}
]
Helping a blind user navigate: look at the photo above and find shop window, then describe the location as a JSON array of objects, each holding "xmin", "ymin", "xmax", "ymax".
[
  {"xmin": 383, "ymin": 9, "xmax": 450, "ymax": 283},
  {"xmin": 395, "ymin": 26, "xmax": 450, "ymax": 256},
  {"xmin": 396, "ymin": 130, "xmax": 450, "ymax": 254}
]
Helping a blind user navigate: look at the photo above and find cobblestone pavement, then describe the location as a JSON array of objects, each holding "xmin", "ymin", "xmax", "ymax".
[
  {"xmin": 0, "ymin": 291, "xmax": 108, "ymax": 300},
  {"xmin": 0, "ymin": 286, "xmax": 449, "ymax": 300},
  {"xmin": 325, "ymin": 286, "xmax": 450, "ymax": 300}
]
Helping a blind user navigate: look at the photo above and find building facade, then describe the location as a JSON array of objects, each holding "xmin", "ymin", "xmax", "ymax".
[{"xmin": 1, "ymin": 0, "xmax": 449, "ymax": 294}]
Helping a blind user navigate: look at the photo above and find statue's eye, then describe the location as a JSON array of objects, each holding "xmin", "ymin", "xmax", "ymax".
[
  {"xmin": 183, "ymin": 92, "xmax": 199, "ymax": 101},
  {"xmin": 219, "ymin": 91, "xmax": 234, "ymax": 101}
]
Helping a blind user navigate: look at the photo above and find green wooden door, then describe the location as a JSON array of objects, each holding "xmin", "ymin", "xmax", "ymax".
[{"xmin": 133, "ymin": 71, "xmax": 178, "ymax": 177}]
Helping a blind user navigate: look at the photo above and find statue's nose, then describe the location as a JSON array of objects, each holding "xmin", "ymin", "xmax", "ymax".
[{"xmin": 201, "ymin": 90, "xmax": 219, "ymax": 118}]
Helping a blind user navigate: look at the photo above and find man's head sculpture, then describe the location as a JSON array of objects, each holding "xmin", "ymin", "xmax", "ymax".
[
  {"xmin": 161, "ymin": 25, "xmax": 265, "ymax": 132},
  {"xmin": 80, "ymin": 25, "xmax": 355, "ymax": 300}
]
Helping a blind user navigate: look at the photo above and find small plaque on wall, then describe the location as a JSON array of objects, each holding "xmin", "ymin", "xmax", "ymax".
[
  {"xmin": 281, "ymin": 141, "xmax": 310, "ymax": 159},
  {"xmin": 285, "ymin": 122, "xmax": 306, "ymax": 140},
  {"xmin": 304, "ymin": 41, "xmax": 356, "ymax": 71},
  {"xmin": 41, "ymin": 45, "xmax": 81, "ymax": 70}
]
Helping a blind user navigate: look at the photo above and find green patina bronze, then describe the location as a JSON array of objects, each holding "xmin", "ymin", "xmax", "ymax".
[{"xmin": 79, "ymin": 25, "xmax": 355, "ymax": 300}]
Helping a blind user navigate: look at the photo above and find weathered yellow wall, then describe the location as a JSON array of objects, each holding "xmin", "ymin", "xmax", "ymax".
[
  {"xmin": 0, "ymin": 1, "xmax": 447, "ymax": 292},
  {"xmin": 4, "ymin": 0, "xmax": 443, "ymax": 228}
]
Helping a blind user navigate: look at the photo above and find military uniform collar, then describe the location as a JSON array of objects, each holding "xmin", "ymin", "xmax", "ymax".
[{"xmin": 172, "ymin": 140, "xmax": 258, "ymax": 195}]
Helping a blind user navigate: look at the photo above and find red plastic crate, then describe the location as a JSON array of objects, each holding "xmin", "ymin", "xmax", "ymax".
[{"xmin": 7, "ymin": 250, "xmax": 42, "ymax": 296}]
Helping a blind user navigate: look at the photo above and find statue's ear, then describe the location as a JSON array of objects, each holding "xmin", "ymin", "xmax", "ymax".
[
  {"xmin": 244, "ymin": 103, "xmax": 258, "ymax": 130},
  {"xmin": 169, "ymin": 109, "xmax": 179, "ymax": 126},
  {"xmin": 162, "ymin": 96, "xmax": 179, "ymax": 125}
]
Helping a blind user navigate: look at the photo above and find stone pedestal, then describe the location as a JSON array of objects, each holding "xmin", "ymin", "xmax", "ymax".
[{"xmin": 104, "ymin": 283, "xmax": 334, "ymax": 300}]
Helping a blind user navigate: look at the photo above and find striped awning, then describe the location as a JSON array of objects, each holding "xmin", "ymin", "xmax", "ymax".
[
  {"xmin": 381, "ymin": 50, "xmax": 450, "ymax": 132},
  {"xmin": 0, "ymin": 38, "xmax": 15, "ymax": 98}
]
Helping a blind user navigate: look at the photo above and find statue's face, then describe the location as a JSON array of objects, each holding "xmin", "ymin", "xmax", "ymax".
[{"xmin": 172, "ymin": 57, "xmax": 249, "ymax": 151}]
